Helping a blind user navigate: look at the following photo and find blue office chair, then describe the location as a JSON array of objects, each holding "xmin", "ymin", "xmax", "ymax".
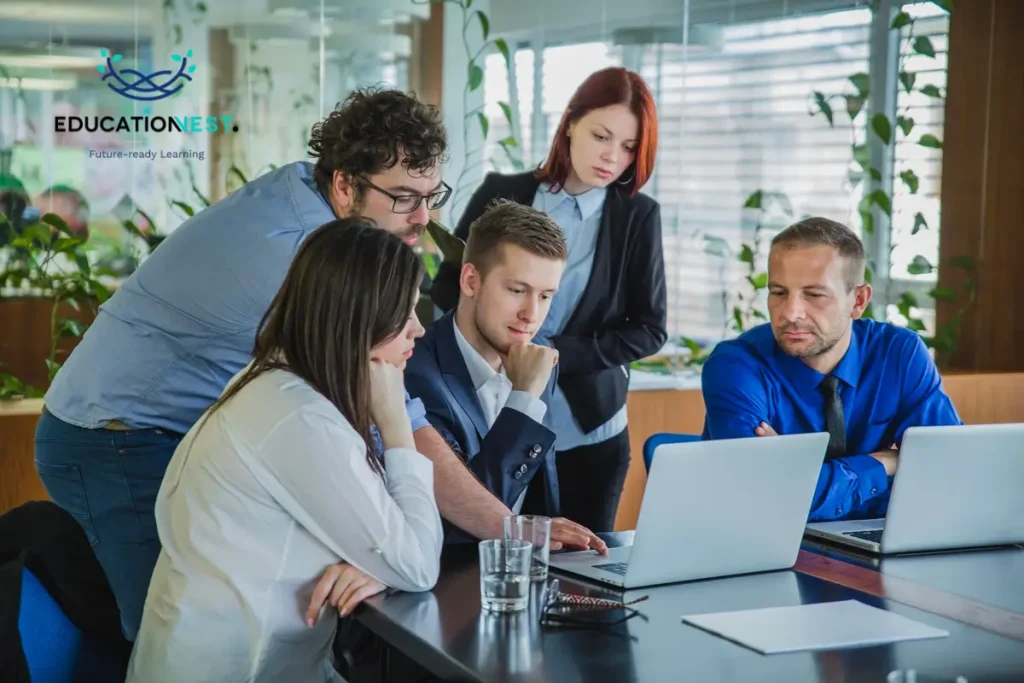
[
  {"xmin": 17, "ymin": 566, "xmax": 124, "ymax": 683},
  {"xmin": 642, "ymin": 432, "xmax": 702, "ymax": 473}
]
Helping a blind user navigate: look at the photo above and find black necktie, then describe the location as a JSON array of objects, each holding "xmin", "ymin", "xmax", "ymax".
[{"xmin": 819, "ymin": 376, "xmax": 847, "ymax": 461}]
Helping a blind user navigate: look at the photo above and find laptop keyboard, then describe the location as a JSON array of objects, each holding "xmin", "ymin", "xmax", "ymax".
[
  {"xmin": 593, "ymin": 562, "xmax": 629, "ymax": 576},
  {"xmin": 844, "ymin": 529, "xmax": 883, "ymax": 544}
]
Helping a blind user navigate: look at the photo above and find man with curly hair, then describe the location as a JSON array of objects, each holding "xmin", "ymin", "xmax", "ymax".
[{"xmin": 37, "ymin": 87, "xmax": 600, "ymax": 644}]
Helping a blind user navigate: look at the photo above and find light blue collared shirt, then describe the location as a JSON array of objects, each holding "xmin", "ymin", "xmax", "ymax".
[
  {"xmin": 533, "ymin": 183, "xmax": 627, "ymax": 451},
  {"xmin": 45, "ymin": 161, "xmax": 428, "ymax": 435}
]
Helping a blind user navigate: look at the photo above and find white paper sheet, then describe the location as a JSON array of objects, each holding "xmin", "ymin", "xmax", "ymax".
[{"xmin": 681, "ymin": 599, "xmax": 949, "ymax": 655}]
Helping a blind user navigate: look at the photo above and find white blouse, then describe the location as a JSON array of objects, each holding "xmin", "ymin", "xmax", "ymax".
[{"xmin": 127, "ymin": 368, "xmax": 443, "ymax": 683}]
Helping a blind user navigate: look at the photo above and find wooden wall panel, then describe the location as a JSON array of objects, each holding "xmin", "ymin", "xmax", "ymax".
[
  {"xmin": 615, "ymin": 389, "xmax": 706, "ymax": 531},
  {"xmin": 937, "ymin": 1, "xmax": 1024, "ymax": 371},
  {"xmin": 0, "ymin": 399, "xmax": 48, "ymax": 515},
  {"xmin": 408, "ymin": 2, "xmax": 444, "ymax": 109},
  {"xmin": 0, "ymin": 298, "xmax": 93, "ymax": 392},
  {"xmin": 942, "ymin": 372, "xmax": 1024, "ymax": 426}
]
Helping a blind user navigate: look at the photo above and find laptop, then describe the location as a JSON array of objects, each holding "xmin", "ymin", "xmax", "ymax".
[
  {"xmin": 805, "ymin": 423, "xmax": 1024, "ymax": 555},
  {"xmin": 548, "ymin": 432, "xmax": 829, "ymax": 589}
]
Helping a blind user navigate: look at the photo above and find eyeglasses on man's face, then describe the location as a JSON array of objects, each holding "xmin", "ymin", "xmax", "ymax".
[{"xmin": 358, "ymin": 176, "xmax": 452, "ymax": 215}]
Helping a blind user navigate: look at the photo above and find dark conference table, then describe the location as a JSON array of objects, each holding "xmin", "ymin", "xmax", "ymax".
[{"xmin": 353, "ymin": 533, "xmax": 1024, "ymax": 682}]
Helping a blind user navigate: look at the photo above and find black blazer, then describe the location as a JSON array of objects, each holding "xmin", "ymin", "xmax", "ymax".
[{"xmin": 431, "ymin": 171, "xmax": 668, "ymax": 434}]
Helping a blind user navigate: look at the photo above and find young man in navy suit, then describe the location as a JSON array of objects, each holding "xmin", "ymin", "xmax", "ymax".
[{"xmin": 406, "ymin": 200, "xmax": 606, "ymax": 552}]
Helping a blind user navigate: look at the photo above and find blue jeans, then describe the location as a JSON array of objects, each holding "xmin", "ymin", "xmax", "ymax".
[{"xmin": 34, "ymin": 408, "xmax": 182, "ymax": 641}]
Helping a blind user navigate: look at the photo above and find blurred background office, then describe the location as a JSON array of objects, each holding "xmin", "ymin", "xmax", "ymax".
[{"xmin": 1, "ymin": 0, "xmax": 1020, "ymax": 434}]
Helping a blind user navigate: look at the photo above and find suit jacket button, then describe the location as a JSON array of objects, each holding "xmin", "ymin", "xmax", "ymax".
[
  {"xmin": 531, "ymin": 444, "xmax": 542, "ymax": 454},
  {"xmin": 518, "ymin": 464, "xmax": 528, "ymax": 474},
  {"xmin": 514, "ymin": 471, "xmax": 523, "ymax": 479}
]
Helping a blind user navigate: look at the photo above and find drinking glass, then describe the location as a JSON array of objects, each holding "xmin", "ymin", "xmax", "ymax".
[
  {"xmin": 503, "ymin": 515, "xmax": 552, "ymax": 582},
  {"xmin": 478, "ymin": 539, "xmax": 532, "ymax": 612}
]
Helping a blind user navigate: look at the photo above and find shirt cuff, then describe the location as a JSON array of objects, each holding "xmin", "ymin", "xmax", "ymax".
[
  {"xmin": 404, "ymin": 392, "xmax": 430, "ymax": 432},
  {"xmin": 845, "ymin": 454, "xmax": 891, "ymax": 501},
  {"xmin": 504, "ymin": 390, "xmax": 548, "ymax": 424}
]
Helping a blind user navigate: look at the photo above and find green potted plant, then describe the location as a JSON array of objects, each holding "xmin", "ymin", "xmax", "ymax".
[{"xmin": 0, "ymin": 207, "xmax": 113, "ymax": 399}]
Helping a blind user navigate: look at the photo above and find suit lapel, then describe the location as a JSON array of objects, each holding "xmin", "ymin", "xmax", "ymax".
[{"xmin": 435, "ymin": 313, "xmax": 490, "ymax": 439}]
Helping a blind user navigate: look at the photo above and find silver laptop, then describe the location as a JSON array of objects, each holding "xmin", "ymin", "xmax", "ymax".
[
  {"xmin": 805, "ymin": 423, "xmax": 1024, "ymax": 555},
  {"xmin": 548, "ymin": 432, "xmax": 829, "ymax": 589}
]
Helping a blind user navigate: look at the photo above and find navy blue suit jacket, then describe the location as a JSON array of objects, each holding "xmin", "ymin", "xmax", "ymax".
[{"xmin": 405, "ymin": 313, "xmax": 561, "ymax": 539}]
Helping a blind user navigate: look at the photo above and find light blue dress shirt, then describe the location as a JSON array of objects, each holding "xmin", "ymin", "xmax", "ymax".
[
  {"xmin": 532, "ymin": 183, "xmax": 627, "ymax": 451},
  {"xmin": 45, "ymin": 161, "xmax": 428, "ymax": 435}
]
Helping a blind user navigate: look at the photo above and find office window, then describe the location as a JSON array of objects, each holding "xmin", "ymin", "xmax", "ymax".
[
  {"xmin": 483, "ymin": 4, "xmax": 948, "ymax": 346},
  {"xmin": 482, "ymin": 47, "xmax": 535, "ymax": 175},
  {"xmin": 636, "ymin": 9, "xmax": 873, "ymax": 342}
]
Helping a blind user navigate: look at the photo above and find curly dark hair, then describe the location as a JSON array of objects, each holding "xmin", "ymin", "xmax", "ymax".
[{"xmin": 307, "ymin": 85, "xmax": 449, "ymax": 201}]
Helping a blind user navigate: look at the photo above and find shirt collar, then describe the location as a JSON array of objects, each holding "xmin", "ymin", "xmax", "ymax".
[
  {"xmin": 452, "ymin": 320, "xmax": 504, "ymax": 391},
  {"xmin": 771, "ymin": 324, "xmax": 861, "ymax": 391},
  {"xmin": 830, "ymin": 326, "xmax": 861, "ymax": 388},
  {"xmin": 537, "ymin": 183, "xmax": 606, "ymax": 221}
]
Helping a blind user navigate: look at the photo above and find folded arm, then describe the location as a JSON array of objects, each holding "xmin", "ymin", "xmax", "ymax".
[{"xmin": 701, "ymin": 350, "xmax": 888, "ymax": 522}]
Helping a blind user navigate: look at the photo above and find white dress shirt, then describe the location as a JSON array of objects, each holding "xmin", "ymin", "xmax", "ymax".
[
  {"xmin": 452, "ymin": 323, "xmax": 547, "ymax": 513},
  {"xmin": 126, "ymin": 367, "xmax": 443, "ymax": 683}
]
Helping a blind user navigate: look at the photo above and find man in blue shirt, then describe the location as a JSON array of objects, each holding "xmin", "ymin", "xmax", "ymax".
[
  {"xmin": 35, "ymin": 87, "xmax": 598, "ymax": 641},
  {"xmin": 701, "ymin": 217, "xmax": 962, "ymax": 522}
]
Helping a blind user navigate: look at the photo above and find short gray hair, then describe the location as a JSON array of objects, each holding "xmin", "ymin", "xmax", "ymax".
[{"xmin": 771, "ymin": 217, "xmax": 865, "ymax": 290}]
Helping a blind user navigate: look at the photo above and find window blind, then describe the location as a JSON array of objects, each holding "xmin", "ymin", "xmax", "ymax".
[{"xmin": 481, "ymin": 4, "xmax": 949, "ymax": 344}]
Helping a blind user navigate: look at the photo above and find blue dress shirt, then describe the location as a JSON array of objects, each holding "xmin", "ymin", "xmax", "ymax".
[
  {"xmin": 700, "ymin": 319, "xmax": 962, "ymax": 521},
  {"xmin": 45, "ymin": 161, "xmax": 428, "ymax": 435},
  {"xmin": 533, "ymin": 183, "xmax": 628, "ymax": 451}
]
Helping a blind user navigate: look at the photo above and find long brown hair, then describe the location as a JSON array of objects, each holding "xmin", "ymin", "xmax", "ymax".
[
  {"xmin": 201, "ymin": 217, "xmax": 424, "ymax": 475},
  {"xmin": 535, "ymin": 66, "xmax": 658, "ymax": 197}
]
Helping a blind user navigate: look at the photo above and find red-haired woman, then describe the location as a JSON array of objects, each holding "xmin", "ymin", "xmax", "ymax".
[{"xmin": 431, "ymin": 66, "xmax": 667, "ymax": 532}]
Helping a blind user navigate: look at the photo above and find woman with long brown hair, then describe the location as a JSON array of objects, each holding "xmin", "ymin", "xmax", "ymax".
[
  {"xmin": 433, "ymin": 66, "xmax": 667, "ymax": 532},
  {"xmin": 128, "ymin": 217, "xmax": 441, "ymax": 683}
]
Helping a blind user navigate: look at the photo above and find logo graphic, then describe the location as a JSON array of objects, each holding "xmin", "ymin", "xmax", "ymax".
[{"xmin": 97, "ymin": 48, "xmax": 197, "ymax": 102}]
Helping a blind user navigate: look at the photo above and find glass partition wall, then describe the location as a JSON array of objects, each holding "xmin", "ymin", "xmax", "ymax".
[
  {"xmin": 0, "ymin": 0, "xmax": 952, "ymax": 387},
  {"xmin": 0, "ymin": 0, "xmax": 417, "ymax": 282}
]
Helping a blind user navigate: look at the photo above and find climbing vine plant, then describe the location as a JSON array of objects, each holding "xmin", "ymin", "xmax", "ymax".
[{"xmin": 413, "ymin": 0, "xmax": 525, "ymax": 219}]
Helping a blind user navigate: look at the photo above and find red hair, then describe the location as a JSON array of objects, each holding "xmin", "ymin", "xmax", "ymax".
[{"xmin": 535, "ymin": 67, "xmax": 658, "ymax": 197}]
